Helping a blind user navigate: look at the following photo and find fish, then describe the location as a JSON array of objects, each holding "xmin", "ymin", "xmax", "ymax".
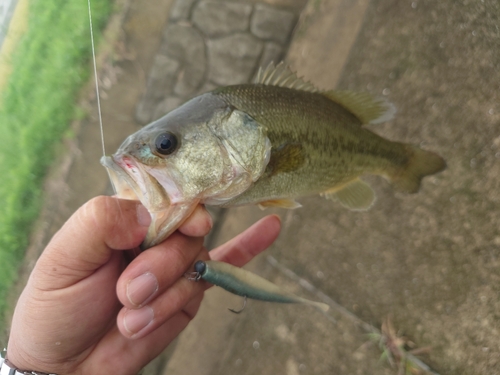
[
  {"xmin": 101, "ymin": 62, "xmax": 446, "ymax": 249},
  {"xmin": 189, "ymin": 260, "xmax": 330, "ymax": 312}
]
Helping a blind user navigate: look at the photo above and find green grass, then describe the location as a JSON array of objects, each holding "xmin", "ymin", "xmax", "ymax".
[{"xmin": 0, "ymin": 0, "xmax": 112, "ymax": 323}]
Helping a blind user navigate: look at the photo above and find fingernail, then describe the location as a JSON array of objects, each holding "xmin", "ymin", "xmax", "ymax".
[
  {"xmin": 207, "ymin": 211, "xmax": 213, "ymax": 230},
  {"xmin": 127, "ymin": 273, "xmax": 158, "ymax": 306},
  {"xmin": 137, "ymin": 204, "xmax": 151, "ymax": 227},
  {"xmin": 123, "ymin": 306, "xmax": 154, "ymax": 335}
]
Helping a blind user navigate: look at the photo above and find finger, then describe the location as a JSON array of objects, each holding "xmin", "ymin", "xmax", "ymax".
[
  {"xmin": 177, "ymin": 204, "xmax": 213, "ymax": 237},
  {"xmin": 36, "ymin": 196, "xmax": 150, "ymax": 289},
  {"xmin": 210, "ymin": 214, "xmax": 281, "ymax": 266},
  {"xmin": 87, "ymin": 293, "xmax": 204, "ymax": 374},
  {"xmin": 117, "ymin": 262, "xmax": 208, "ymax": 339},
  {"xmin": 116, "ymin": 232, "xmax": 204, "ymax": 309}
]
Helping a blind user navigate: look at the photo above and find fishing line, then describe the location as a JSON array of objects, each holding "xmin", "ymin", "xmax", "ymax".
[{"xmin": 87, "ymin": 0, "xmax": 106, "ymax": 157}]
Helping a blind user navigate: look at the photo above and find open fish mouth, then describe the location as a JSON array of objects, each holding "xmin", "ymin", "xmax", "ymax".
[
  {"xmin": 100, "ymin": 155, "xmax": 199, "ymax": 249},
  {"xmin": 100, "ymin": 155, "xmax": 153, "ymax": 204}
]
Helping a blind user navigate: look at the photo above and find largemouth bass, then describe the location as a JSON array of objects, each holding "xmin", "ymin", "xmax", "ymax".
[{"xmin": 101, "ymin": 63, "xmax": 445, "ymax": 249}]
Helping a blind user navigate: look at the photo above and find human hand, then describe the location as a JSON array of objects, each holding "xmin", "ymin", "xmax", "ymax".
[{"xmin": 6, "ymin": 196, "xmax": 281, "ymax": 374}]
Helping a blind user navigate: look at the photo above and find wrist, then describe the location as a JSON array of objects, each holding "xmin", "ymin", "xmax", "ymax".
[{"xmin": 1, "ymin": 349, "xmax": 59, "ymax": 375}]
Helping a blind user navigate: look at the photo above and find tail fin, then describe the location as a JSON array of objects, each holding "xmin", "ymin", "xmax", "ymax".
[{"xmin": 391, "ymin": 146, "xmax": 446, "ymax": 193}]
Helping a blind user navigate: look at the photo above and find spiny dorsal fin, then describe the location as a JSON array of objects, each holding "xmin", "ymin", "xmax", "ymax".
[
  {"xmin": 322, "ymin": 91, "xmax": 396, "ymax": 125},
  {"xmin": 255, "ymin": 62, "xmax": 396, "ymax": 125},
  {"xmin": 254, "ymin": 62, "xmax": 318, "ymax": 92}
]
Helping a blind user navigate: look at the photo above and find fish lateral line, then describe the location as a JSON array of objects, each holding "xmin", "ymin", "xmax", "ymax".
[{"xmin": 190, "ymin": 260, "xmax": 330, "ymax": 312}]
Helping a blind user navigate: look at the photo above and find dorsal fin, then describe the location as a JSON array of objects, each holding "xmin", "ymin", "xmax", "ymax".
[
  {"xmin": 254, "ymin": 62, "xmax": 318, "ymax": 92},
  {"xmin": 322, "ymin": 91, "xmax": 396, "ymax": 124},
  {"xmin": 255, "ymin": 62, "xmax": 396, "ymax": 125}
]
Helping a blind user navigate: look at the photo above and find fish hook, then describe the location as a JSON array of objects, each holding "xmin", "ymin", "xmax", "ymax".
[
  {"xmin": 185, "ymin": 269, "xmax": 247, "ymax": 313},
  {"xmin": 228, "ymin": 296, "xmax": 247, "ymax": 314},
  {"xmin": 184, "ymin": 271, "xmax": 202, "ymax": 281}
]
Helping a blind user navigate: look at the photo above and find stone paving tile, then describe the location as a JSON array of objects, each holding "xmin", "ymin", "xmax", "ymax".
[
  {"xmin": 192, "ymin": 1, "xmax": 253, "ymax": 37},
  {"xmin": 251, "ymin": 3, "xmax": 296, "ymax": 44},
  {"xmin": 259, "ymin": 41, "xmax": 284, "ymax": 70},
  {"xmin": 207, "ymin": 33, "xmax": 264, "ymax": 86},
  {"xmin": 135, "ymin": 0, "xmax": 301, "ymax": 125},
  {"xmin": 135, "ymin": 55, "xmax": 180, "ymax": 124},
  {"xmin": 168, "ymin": 0, "xmax": 197, "ymax": 21}
]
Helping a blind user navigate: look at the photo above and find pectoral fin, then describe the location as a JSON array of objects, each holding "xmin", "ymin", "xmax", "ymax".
[
  {"xmin": 321, "ymin": 179, "xmax": 375, "ymax": 211},
  {"xmin": 258, "ymin": 199, "xmax": 302, "ymax": 210}
]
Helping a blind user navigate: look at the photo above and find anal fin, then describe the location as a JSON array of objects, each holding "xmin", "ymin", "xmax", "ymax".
[
  {"xmin": 321, "ymin": 178, "xmax": 376, "ymax": 211},
  {"xmin": 258, "ymin": 199, "xmax": 302, "ymax": 210}
]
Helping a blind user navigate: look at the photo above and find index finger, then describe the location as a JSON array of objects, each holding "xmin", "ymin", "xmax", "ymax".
[
  {"xmin": 210, "ymin": 214, "xmax": 281, "ymax": 266},
  {"xmin": 37, "ymin": 196, "xmax": 151, "ymax": 289}
]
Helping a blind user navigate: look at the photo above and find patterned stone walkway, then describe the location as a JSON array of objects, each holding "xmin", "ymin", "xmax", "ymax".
[{"xmin": 135, "ymin": 0, "xmax": 301, "ymax": 125}]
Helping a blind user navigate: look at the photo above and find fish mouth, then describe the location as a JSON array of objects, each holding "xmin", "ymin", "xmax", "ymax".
[
  {"xmin": 101, "ymin": 155, "xmax": 199, "ymax": 249},
  {"xmin": 100, "ymin": 155, "xmax": 150, "ymax": 203}
]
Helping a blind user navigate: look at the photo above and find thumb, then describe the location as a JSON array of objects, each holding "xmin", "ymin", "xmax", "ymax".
[{"xmin": 35, "ymin": 196, "xmax": 151, "ymax": 289}]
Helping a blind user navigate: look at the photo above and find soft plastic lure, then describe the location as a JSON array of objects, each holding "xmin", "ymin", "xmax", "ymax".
[{"xmin": 189, "ymin": 260, "xmax": 329, "ymax": 313}]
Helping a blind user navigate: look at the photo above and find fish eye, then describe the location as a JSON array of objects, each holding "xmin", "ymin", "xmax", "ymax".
[
  {"xmin": 154, "ymin": 132, "xmax": 178, "ymax": 156},
  {"xmin": 194, "ymin": 261, "xmax": 206, "ymax": 275}
]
